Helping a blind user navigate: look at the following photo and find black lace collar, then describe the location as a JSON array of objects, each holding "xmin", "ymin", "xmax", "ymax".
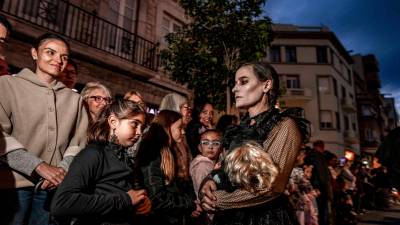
[{"xmin": 222, "ymin": 107, "xmax": 309, "ymax": 151}]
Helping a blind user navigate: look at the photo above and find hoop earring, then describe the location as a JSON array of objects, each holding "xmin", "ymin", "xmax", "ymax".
[{"xmin": 110, "ymin": 128, "xmax": 117, "ymax": 143}]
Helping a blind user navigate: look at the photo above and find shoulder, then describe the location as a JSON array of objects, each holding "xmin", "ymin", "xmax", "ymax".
[
  {"xmin": 272, "ymin": 117, "xmax": 300, "ymax": 135},
  {"xmin": 263, "ymin": 116, "xmax": 302, "ymax": 151},
  {"xmin": 58, "ymin": 86, "xmax": 83, "ymax": 100},
  {"xmin": 0, "ymin": 73, "xmax": 19, "ymax": 87},
  {"xmin": 190, "ymin": 155, "xmax": 213, "ymax": 168},
  {"xmin": 74, "ymin": 142, "xmax": 106, "ymax": 162}
]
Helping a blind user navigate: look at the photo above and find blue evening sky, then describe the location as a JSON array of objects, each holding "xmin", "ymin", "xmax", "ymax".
[{"xmin": 263, "ymin": 0, "xmax": 400, "ymax": 113}]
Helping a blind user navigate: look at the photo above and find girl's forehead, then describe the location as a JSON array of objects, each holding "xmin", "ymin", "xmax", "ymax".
[
  {"xmin": 125, "ymin": 112, "xmax": 145, "ymax": 121},
  {"xmin": 201, "ymin": 132, "xmax": 220, "ymax": 140}
]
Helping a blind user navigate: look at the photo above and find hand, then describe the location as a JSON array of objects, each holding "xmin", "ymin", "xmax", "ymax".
[
  {"xmin": 191, "ymin": 201, "xmax": 203, "ymax": 217},
  {"xmin": 135, "ymin": 195, "xmax": 152, "ymax": 215},
  {"xmin": 40, "ymin": 180, "xmax": 56, "ymax": 190},
  {"xmin": 204, "ymin": 121, "xmax": 213, "ymax": 129},
  {"xmin": 127, "ymin": 189, "xmax": 146, "ymax": 206},
  {"xmin": 200, "ymin": 180, "xmax": 217, "ymax": 212},
  {"xmin": 214, "ymin": 162, "xmax": 222, "ymax": 170},
  {"xmin": 35, "ymin": 163, "xmax": 66, "ymax": 187}
]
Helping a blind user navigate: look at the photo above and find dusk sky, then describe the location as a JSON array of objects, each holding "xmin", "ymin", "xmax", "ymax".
[{"xmin": 263, "ymin": 0, "xmax": 400, "ymax": 113}]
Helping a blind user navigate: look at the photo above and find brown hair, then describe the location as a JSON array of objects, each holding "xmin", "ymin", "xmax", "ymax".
[
  {"xmin": 33, "ymin": 33, "xmax": 70, "ymax": 52},
  {"xmin": 144, "ymin": 110, "xmax": 182, "ymax": 185},
  {"xmin": 200, "ymin": 129, "xmax": 222, "ymax": 140},
  {"xmin": 313, "ymin": 140, "xmax": 325, "ymax": 149},
  {"xmin": 124, "ymin": 90, "xmax": 144, "ymax": 101},
  {"xmin": 88, "ymin": 99, "xmax": 146, "ymax": 143}
]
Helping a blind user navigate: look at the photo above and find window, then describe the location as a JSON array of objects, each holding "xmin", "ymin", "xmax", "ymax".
[
  {"xmin": 361, "ymin": 105, "xmax": 375, "ymax": 116},
  {"xmin": 286, "ymin": 75, "xmax": 300, "ymax": 89},
  {"xmin": 347, "ymin": 68, "xmax": 352, "ymax": 85},
  {"xmin": 366, "ymin": 129, "xmax": 375, "ymax": 141},
  {"xmin": 316, "ymin": 46, "xmax": 328, "ymax": 63},
  {"xmin": 102, "ymin": 0, "xmax": 139, "ymax": 51},
  {"xmin": 160, "ymin": 14, "xmax": 182, "ymax": 47},
  {"xmin": 103, "ymin": 0, "xmax": 138, "ymax": 51},
  {"xmin": 341, "ymin": 86, "xmax": 346, "ymax": 99},
  {"xmin": 270, "ymin": 46, "xmax": 281, "ymax": 63},
  {"xmin": 344, "ymin": 115, "xmax": 349, "ymax": 130},
  {"xmin": 320, "ymin": 110, "xmax": 333, "ymax": 129},
  {"xmin": 351, "ymin": 114, "xmax": 357, "ymax": 130},
  {"xmin": 22, "ymin": 0, "xmax": 64, "ymax": 26},
  {"xmin": 336, "ymin": 112, "xmax": 341, "ymax": 131},
  {"xmin": 318, "ymin": 77, "xmax": 331, "ymax": 94},
  {"xmin": 285, "ymin": 46, "xmax": 297, "ymax": 63},
  {"xmin": 332, "ymin": 78, "xmax": 338, "ymax": 96},
  {"xmin": 161, "ymin": 16, "xmax": 182, "ymax": 47}
]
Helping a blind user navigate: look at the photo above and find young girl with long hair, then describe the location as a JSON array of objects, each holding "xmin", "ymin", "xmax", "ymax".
[
  {"xmin": 138, "ymin": 110, "xmax": 201, "ymax": 225},
  {"xmin": 51, "ymin": 99, "xmax": 150, "ymax": 225}
]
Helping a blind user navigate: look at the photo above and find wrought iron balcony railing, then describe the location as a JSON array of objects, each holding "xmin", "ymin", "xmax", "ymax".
[{"xmin": 1, "ymin": 0, "xmax": 159, "ymax": 71}]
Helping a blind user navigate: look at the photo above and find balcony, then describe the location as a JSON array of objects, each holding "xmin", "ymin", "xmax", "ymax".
[
  {"xmin": 279, "ymin": 88, "xmax": 312, "ymax": 107},
  {"xmin": 344, "ymin": 130, "xmax": 359, "ymax": 144},
  {"xmin": 341, "ymin": 97, "xmax": 357, "ymax": 112},
  {"xmin": 1, "ymin": 0, "xmax": 159, "ymax": 71}
]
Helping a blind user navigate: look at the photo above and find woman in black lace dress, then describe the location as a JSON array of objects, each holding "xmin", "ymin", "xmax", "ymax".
[{"xmin": 200, "ymin": 61, "xmax": 309, "ymax": 225}]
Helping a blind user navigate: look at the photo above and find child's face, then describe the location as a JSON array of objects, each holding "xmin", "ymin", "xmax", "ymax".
[
  {"xmin": 198, "ymin": 132, "xmax": 221, "ymax": 161},
  {"xmin": 170, "ymin": 118, "xmax": 185, "ymax": 143},
  {"xmin": 111, "ymin": 113, "xmax": 145, "ymax": 147},
  {"xmin": 304, "ymin": 166, "xmax": 313, "ymax": 179}
]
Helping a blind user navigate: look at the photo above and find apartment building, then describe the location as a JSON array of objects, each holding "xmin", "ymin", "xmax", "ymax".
[
  {"xmin": 383, "ymin": 97, "xmax": 398, "ymax": 130},
  {"xmin": 353, "ymin": 54, "xmax": 398, "ymax": 154},
  {"xmin": 1, "ymin": 0, "xmax": 190, "ymax": 110},
  {"xmin": 269, "ymin": 24, "xmax": 359, "ymax": 155}
]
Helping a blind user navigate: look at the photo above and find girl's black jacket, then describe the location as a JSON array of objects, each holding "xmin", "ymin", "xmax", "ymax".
[{"xmin": 51, "ymin": 141, "xmax": 136, "ymax": 225}]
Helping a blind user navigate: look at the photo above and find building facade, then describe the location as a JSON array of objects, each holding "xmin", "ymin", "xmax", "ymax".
[
  {"xmin": 269, "ymin": 24, "xmax": 360, "ymax": 155},
  {"xmin": 1, "ymin": 0, "xmax": 190, "ymax": 110},
  {"xmin": 353, "ymin": 54, "xmax": 398, "ymax": 155}
]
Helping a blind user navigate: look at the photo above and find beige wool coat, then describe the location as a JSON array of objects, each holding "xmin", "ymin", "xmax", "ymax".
[{"xmin": 0, "ymin": 68, "xmax": 88, "ymax": 188}]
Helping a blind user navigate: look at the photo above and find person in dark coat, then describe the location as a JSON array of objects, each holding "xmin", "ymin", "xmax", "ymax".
[
  {"xmin": 305, "ymin": 140, "xmax": 332, "ymax": 225},
  {"xmin": 51, "ymin": 99, "xmax": 150, "ymax": 225},
  {"xmin": 375, "ymin": 127, "xmax": 400, "ymax": 190}
]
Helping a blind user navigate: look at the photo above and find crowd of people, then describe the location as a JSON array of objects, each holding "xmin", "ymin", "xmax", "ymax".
[
  {"xmin": 0, "ymin": 15, "xmax": 397, "ymax": 225},
  {"xmin": 286, "ymin": 139, "xmax": 399, "ymax": 225}
]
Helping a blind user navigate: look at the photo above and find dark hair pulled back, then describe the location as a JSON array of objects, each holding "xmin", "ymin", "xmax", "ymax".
[
  {"xmin": 88, "ymin": 99, "xmax": 146, "ymax": 143},
  {"xmin": 33, "ymin": 33, "xmax": 70, "ymax": 51},
  {"xmin": 240, "ymin": 61, "xmax": 280, "ymax": 107}
]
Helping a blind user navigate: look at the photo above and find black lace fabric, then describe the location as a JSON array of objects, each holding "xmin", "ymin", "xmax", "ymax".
[{"xmin": 209, "ymin": 108, "xmax": 309, "ymax": 225}]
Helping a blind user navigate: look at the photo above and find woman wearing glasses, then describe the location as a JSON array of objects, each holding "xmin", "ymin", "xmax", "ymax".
[{"xmin": 81, "ymin": 81, "xmax": 112, "ymax": 123}]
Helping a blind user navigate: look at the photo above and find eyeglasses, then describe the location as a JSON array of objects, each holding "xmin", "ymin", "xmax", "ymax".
[
  {"xmin": 200, "ymin": 140, "xmax": 221, "ymax": 147},
  {"xmin": 181, "ymin": 105, "xmax": 192, "ymax": 111},
  {"xmin": 89, "ymin": 96, "xmax": 112, "ymax": 104}
]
